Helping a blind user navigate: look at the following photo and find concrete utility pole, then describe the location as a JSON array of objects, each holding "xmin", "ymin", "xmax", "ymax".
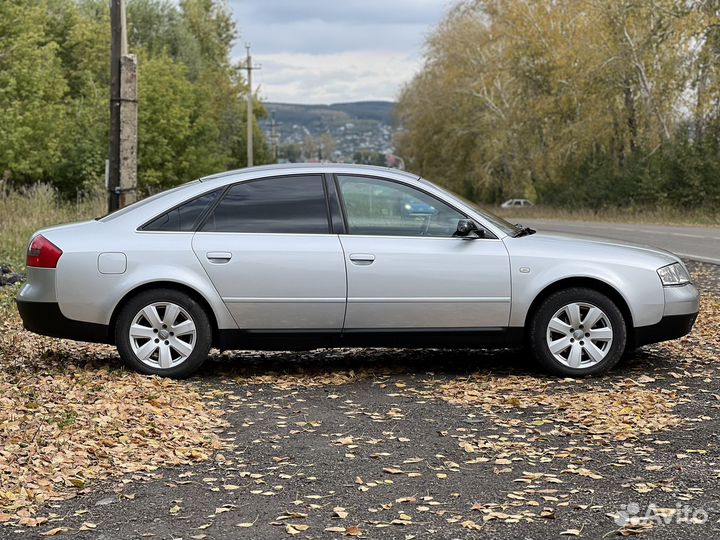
[
  {"xmin": 270, "ymin": 111, "xmax": 278, "ymax": 161},
  {"xmin": 108, "ymin": 0, "xmax": 138, "ymax": 211},
  {"xmin": 244, "ymin": 44, "xmax": 260, "ymax": 167}
]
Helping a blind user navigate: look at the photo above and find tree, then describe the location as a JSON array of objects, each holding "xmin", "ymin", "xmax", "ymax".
[
  {"xmin": 0, "ymin": 1, "xmax": 68, "ymax": 183},
  {"xmin": 353, "ymin": 150, "xmax": 387, "ymax": 167},
  {"xmin": 396, "ymin": 0, "xmax": 720, "ymax": 210},
  {"xmin": 0, "ymin": 0, "xmax": 272, "ymax": 194},
  {"xmin": 280, "ymin": 144, "xmax": 302, "ymax": 163}
]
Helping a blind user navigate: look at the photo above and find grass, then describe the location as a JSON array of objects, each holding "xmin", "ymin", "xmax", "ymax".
[
  {"xmin": 0, "ymin": 184, "xmax": 105, "ymax": 269},
  {"xmin": 494, "ymin": 205, "xmax": 720, "ymax": 226}
]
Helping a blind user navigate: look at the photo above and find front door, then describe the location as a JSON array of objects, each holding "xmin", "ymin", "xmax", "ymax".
[
  {"xmin": 192, "ymin": 174, "xmax": 346, "ymax": 330},
  {"xmin": 336, "ymin": 175, "xmax": 511, "ymax": 329}
]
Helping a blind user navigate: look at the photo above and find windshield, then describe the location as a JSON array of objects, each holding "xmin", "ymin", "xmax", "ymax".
[
  {"xmin": 418, "ymin": 178, "xmax": 520, "ymax": 236},
  {"xmin": 98, "ymin": 180, "xmax": 200, "ymax": 222}
]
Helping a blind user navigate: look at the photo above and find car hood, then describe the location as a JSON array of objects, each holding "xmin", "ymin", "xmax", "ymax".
[{"xmin": 504, "ymin": 231, "xmax": 681, "ymax": 269}]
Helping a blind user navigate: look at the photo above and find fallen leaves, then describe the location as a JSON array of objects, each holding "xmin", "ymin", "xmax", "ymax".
[
  {"xmin": 461, "ymin": 519, "xmax": 483, "ymax": 530},
  {"xmin": 325, "ymin": 525, "xmax": 362, "ymax": 536},
  {"xmin": 0, "ymin": 294, "xmax": 227, "ymax": 525},
  {"xmin": 334, "ymin": 506, "xmax": 349, "ymax": 519},
  {"xmin": 0, "ymin": 267, "xmax": 718, "ymax": 537},
  {"xmin": 39, "ymin": 527, "xmax": 69, "ymax": 536},
  {"xmin": 286, "ymin": 523, "xmax": 310, "ymax": 535},
  {"xmin": 437, "ymin": 375, "xmax": 680, "ymax": 443},
  {"xmin": 615, "ymin": 521, "xmax": 655, "ymax": 536}
]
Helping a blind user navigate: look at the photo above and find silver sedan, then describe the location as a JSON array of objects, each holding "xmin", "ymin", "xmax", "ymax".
[{"xmin": 16, "ymin": 164, "xmax": 699, "ymax": 377}]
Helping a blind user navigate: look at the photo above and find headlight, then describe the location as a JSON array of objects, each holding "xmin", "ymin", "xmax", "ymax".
[{"xmin": 657, "ymin": 263, "xmax": 691, "ymax": 286}]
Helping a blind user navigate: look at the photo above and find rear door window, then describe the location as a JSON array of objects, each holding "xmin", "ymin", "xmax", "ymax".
[{"xmin": 200, "ymin": 175, "xmax": 329, "ymax": 234}]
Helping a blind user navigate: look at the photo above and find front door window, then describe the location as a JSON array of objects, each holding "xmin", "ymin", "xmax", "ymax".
[{"xmin": 337, "ymin": 175, "xmax": 464, "ymax": 237}]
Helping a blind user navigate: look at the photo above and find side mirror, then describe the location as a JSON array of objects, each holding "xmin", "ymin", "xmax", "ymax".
[{"xmin": 455, "ymin": 219, "xmax": 484, "ymax": 239}]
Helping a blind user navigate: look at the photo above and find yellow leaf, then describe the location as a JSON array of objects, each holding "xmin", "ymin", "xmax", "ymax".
[
  {"xmin": 333, "ymin": 507, "xmax": 349, "ymax": 519},
  {"xmin": 286, "ymin": 524, "xmax": 310, "ymax": 535},
  {"xmin": 40, "ymin": 528, "xmax": 68, "ymax": 537}
]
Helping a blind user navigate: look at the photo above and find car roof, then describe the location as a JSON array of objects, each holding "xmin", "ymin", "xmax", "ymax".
[
  {"xmin": 199, "ymin": 163, "xmax": 420, "ymax": 183},
  {"xmin": 100, "ymin": 163, "xmax": 511, "ymax": 239}
]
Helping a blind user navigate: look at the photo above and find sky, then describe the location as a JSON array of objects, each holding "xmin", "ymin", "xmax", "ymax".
[{"xmin": 228, "ymin": 0, "xmax": 452, "ymax": 105}]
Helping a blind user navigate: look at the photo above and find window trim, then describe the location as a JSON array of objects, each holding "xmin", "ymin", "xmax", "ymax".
[
  {"xmin": 137, "ymin": 187, "xmax": 226, "ymax": 233},
  {"xmin": 325, "ymin": 173, "xmax": 347, "ymax": 234},
  {"xmin": 333, "ymin": 173, "xmax": 498, "ymax": 240},
  {"xmin": 195, "ymin": 173, "xmax": 332, "ymax": 235}
]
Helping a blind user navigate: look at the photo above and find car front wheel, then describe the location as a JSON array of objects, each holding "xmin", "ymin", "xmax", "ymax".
[
  {"xmin": 529, "ymin": 287, "xmax": 627, "ymax": 376},
  {"xmin": 115, "ymin": 288, "xmax": 212, "ymax": 378}
]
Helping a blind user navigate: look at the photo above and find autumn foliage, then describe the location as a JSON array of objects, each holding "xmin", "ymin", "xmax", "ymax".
[{"xmin": 396, "ymin": 0, "xmax": 720, "ymax": 210}]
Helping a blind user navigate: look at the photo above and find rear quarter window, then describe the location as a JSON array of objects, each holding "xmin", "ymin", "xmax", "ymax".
[{"xmin": 142, "ymin": 189, "xmax": 221, "ymax": 232}]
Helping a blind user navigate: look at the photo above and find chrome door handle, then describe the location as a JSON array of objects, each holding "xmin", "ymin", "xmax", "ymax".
[
  {"xmin": 349, "ymin": 253, "xmax": 375, "ymax": 265},
  {"xmin": 207, "ymin": 251, "xmax": 232, "ymax": 263}
]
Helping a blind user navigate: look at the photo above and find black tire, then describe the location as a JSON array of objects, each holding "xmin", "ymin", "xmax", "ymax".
[
  {"xmin": 115, "ymin": 288, "xmax": 212, "ymax": 378},
  {"xmin": 529, "ymin": 287, "xmax": 627, "ymax": 377}
]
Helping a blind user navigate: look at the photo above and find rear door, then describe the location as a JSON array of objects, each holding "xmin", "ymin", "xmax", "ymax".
[
  {"xmin": 336, "ymin": 175, "xmax": 511, "ymax": 329},
  {"xmin": 192, "ymin": 175, "xmax": 346, "ymax": 330}
]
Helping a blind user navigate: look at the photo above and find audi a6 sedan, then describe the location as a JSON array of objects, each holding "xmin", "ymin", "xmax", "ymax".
[{"xmin": 16, "ymin": 164, "xmax": 699, "ymax": 378}]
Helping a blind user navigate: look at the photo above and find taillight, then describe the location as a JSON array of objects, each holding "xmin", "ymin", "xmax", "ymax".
[{"xmin": 26, "ymin": 235, "xmax": 63, "ymax": 268}]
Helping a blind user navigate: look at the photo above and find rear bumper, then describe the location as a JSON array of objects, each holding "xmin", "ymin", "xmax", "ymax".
[
  {"xmin": 16, "ymin": 300, "xmax": 111, "ymax": 344},
  {"xmin": 634, "ymin": 312, "xmax": 698, "ymax": 347}
]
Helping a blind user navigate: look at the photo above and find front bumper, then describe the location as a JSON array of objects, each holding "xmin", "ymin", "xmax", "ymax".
[
  {"xmin": 16, "ymin": 300, "xmax": 111, "ymax": 344},
  {"xmin": 634, "ymin": 312, "xmax": 698, "ymax": 347},
  {"xmin": 634, "ymin": 282, "xmax": 699, "ymax": 347},
  {"xmin": 662, "ymin": 282, "xmax": 700, "ymax": 316}
]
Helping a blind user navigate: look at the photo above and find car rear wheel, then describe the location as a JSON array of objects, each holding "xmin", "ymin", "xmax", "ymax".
[
  {"xmin": 115, "ymin": 289, "xmax": 212, "ymax": 378},
  {"xmin": 529, "ymin": 287, "xmax": 626, "ymax": 376}
]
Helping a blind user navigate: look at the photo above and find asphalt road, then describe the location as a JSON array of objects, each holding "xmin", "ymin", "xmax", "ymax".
[{"xmin": 522, "ymin": 219, "xmax": 720, "ymax": 265}]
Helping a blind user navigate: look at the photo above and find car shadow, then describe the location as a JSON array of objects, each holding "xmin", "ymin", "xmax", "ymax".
[
  {"xmin": 196, "ymin": 346, "xmax": 540, "ymax": 380},
  {"xmin": 191, "ymin": 345, "xmax": 665, "ymax": 382},
  {"xmin": 32, "ymin": 338, "xmax": 672, "ymax": 383}
]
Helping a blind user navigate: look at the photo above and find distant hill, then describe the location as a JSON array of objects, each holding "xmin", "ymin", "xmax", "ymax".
[
  {"xmin": 259, "ymin": 101, "xmax": 396, "ymax": 158},
  {"xmin": 265, "ymin": 101, "xmax": 395, "ymax": 124}
]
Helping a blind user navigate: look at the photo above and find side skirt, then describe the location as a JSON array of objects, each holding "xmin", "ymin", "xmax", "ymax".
[{"xmin": 216, "ymin": 327, "xmax": 525, "ymax": 352}]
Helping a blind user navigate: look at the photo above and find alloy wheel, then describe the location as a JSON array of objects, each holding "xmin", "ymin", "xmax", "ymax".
[
  {"xmin": 545, "ymin": 302, "xmax": 614, "ymax": 369},
  {"xmin": 129, "ymin": 302, "xmax": 197, "ymax": 369}
]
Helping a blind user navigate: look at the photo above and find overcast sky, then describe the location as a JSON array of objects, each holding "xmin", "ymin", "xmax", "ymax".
[{"xmin": 228, "ymin": 0, "xmax": 451, "ymax": 104}]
